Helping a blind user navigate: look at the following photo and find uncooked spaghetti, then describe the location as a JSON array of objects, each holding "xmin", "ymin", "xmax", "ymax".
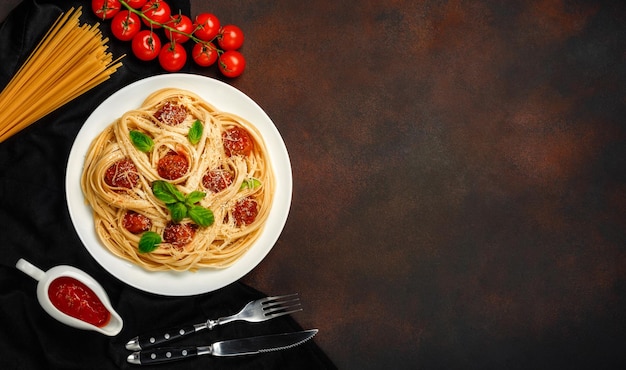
[
  {"xmin": 0, "ymin": 7, "xmax": 122, "ymax": 143},
  {"xmin": 81, "ymin": 88, "xmax": 274, "ymax": 272}
]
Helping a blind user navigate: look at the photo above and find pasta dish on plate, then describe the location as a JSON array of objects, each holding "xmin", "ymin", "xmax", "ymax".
[{"xmin": 80, "ymin": 88, "xmax": 274, "ymax": 272}]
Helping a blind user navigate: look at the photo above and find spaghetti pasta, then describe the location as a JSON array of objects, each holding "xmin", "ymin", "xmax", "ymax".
[
  {"xmin": 81, "ymin": 88, "xmax": 274, "ymax": 272},
  {"xmin": 0, "ymin": 7, "xmax": 122, "ymax": 143}
]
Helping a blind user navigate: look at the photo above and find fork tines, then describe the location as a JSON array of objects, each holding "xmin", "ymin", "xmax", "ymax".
[{"xmin": 261, "ymin": 293, "xmax": 303, "ymax": 318}]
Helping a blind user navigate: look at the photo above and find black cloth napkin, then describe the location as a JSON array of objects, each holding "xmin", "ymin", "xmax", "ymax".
[{"xmin": 0, "ymin": 1, "xmax": 336, "ymax": 369}]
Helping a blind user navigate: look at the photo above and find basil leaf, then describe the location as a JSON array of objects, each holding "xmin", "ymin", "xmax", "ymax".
[
  {"xmin": 138, "ymin": 231, "xmax": 161, "ymax": 253},
  {"xmin": 152, "ymin": 181, "xmax": 213, "ymax": 227},
  {"xmin": 240, "ymin": 178, "xmax": 262, "ymax": 190},
  {"xmin": 185, "ymin": 191, "xmax": 206, "ymax": 205},
  {"xmin": 188, "ymin": 120, "xmax": 203, "ymax": 145},
  {"xmin": 167, "ymin": 202, "xmax": 188, "ymax": 223},
  {"xmin": 163, "ymin": 181, "xmax": 186, "ymax": 202},
  {"xmin": 152, "ymin": 181, "xmax": 178, "ymax": 204},
  {"xmin": 152, "ymin": 180, "xmax": 185, "ymax": 203},
  {"xmin": 188, "ymin": 205, "xmax": 214, "ymax": 227},
  {"xmin": 130, "ymin": 130, "xmax": 154, "ymax": 152}
]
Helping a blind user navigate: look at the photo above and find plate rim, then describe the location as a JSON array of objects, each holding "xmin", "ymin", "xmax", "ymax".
[{"xmin": 65, "ymin": 73, "xmax": 292, "ymax": 296}]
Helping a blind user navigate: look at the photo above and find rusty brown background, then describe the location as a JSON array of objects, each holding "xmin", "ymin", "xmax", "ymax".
[{"xmin": 4, "ymin": 0, "xmax": 626, "ymax": 368}]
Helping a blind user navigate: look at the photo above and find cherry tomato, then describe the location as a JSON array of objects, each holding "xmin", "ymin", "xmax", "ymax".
[
  {"xmin": 163, "ymin": 222, "xmax": 197, "ymax": 249},
  {"xmin": 222, "ymin": 126, "xmax": 253, "ymax": 156},
  {"xmin": 192, "ymin": 42, "xmax": 218, "ymax": 67},
  {"xmin": 165, "ymin": 14, "xmax": 193, "ymax": 43},
  {"xmin": 202, "ymin": 169, "xmax": 233, "ymax": 193},
  {"xmin": 131, "ymin": 30, "xmax": 161, "ymax": 61},
  {"xmin": 92, "ymin": 0, "xmax": 121, "ymax": 20},
  {"xmin": 193, "ymin": 13, "xmax": 220, "ymax": 41},
  {"xmin": 123, "ymin": 211, "xmax": 152, "ymax": 234},
  {"xmin": 111, "ymin": 10, "xmax": 141, "ymax": 41},
  {"xmin": 159, "ymin": 42, "xmax": 187, "ymax": 72},
  {"xmin": 154, "ymin": 102, "xmax": 187, "ymax": 125},
  {"xmin": 141, "ymin": 0, "xmax": 171, "ymax": 28},
  {"xmin": 124, "ymin": 0, "xmax": 148, "ymax": 8},
  {"xmin": 218, "ymin": 24, "xmax": 244, "ymax": 51},
  {"xmin": 232, "ymin": 197, "xmax": 259, "ymax": 226},
  {"xmin": 218, "ymin": 50, "xmax": 246, "ymax": 78},
  {"xmin": 157, "ymin": 151, "xmax": 188, "ymax": 179},
  {"xmin": 104, "ymin": 159, "xmax": 139, "ymax": 189}
]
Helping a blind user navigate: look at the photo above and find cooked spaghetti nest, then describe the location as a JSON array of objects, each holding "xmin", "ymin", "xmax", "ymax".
[{"xmin": 81, "ymin": 88, "xmax": 274, "ymax": 271}]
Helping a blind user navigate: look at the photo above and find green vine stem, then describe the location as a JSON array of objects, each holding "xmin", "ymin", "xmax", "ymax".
[{"xmin": 119, "ymin": 0, "xmax": 220, "ymax": 52}]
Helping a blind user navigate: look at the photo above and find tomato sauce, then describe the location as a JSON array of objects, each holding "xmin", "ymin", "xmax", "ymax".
[{"xmin": 47, "ymin": 277, "xmax": 111, "ymax": 327}]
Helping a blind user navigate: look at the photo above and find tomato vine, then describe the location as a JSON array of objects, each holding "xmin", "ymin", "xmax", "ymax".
[{"xmin": 92, "ymin": 0, "xmax": 246, "ymax": 77}]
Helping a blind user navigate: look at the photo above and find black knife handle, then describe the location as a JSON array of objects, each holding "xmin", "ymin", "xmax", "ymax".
[
  {"xmin": 133, "ymin": 324, "xmax": 198, "ymax": 350},
  {"xmin": 131, "ymin": 346, "xmax": 199, "ymax": 365}
]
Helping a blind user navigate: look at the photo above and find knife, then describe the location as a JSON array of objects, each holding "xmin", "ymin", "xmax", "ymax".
[{"xmin": 126, "ymin": 329, "xmax": 318, "ymax": 365}]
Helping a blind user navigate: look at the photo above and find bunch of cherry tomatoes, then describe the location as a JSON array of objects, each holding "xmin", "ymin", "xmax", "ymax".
[{"xmin": 92, "ymin": 0, "xmax": 246, "ymax": 77}]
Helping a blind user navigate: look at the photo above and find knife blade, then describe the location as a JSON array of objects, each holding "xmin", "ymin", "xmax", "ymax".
[{"xmin": 126, "ymin": 329, "xmax": 318, "ymax": 365}]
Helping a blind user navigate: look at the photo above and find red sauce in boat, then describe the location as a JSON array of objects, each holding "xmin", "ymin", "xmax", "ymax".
[{"xmin": 47, "ymin": 277, "xmax": 111, "ymax": 327}]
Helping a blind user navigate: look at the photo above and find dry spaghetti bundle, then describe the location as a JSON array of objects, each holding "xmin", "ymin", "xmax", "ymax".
[{"xmin": 0, "ymin": 7, "xmax": 123, "ymax": 143}]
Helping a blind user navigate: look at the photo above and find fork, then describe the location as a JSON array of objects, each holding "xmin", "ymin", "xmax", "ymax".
[{"xmin": 125, "ymin": 294, "xmax": 302, "ymax": 350}]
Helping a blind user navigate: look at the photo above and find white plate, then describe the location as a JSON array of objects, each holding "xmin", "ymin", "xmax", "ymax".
[{"xmin": 65, "ymin": 74, "xmax": 292, "ymax": 296}]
